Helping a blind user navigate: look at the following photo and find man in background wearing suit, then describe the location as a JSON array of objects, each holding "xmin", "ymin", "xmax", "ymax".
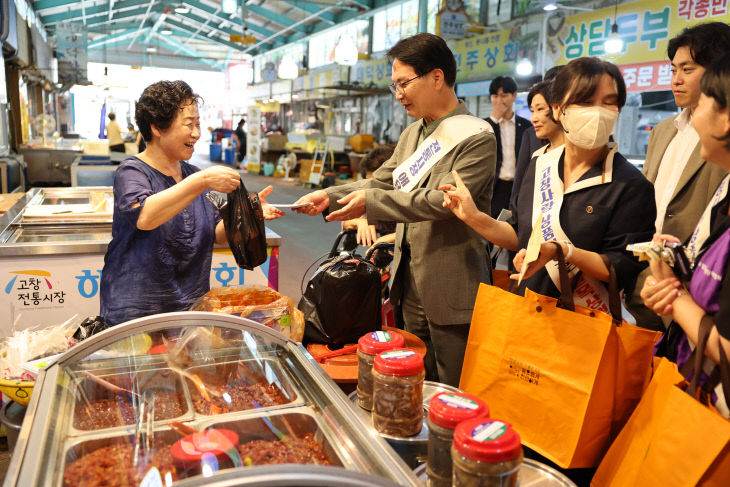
[
  {"xmin": 294, "ymin": 33, "xmax": 496, "ymax": 387},
  {"xmin": 485, "ymin": 76, "xmax": 531, "ymax": 219},
  {"xmin": 628, "ymin": 22, "xmax": 730, "ymax": 329}
]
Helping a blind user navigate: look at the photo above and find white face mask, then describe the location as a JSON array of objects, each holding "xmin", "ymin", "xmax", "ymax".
[{"xmin": 561, "ymin": 106, "xmax": 619, "ymax": 150}]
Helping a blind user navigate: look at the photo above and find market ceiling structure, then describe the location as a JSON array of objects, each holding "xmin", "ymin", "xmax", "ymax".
[{"xmin": 34, "ymin": 0, "xmax": 389, "ymax": 71}]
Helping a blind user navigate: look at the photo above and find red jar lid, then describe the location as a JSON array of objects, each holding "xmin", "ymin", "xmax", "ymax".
[
  {"xmin": 428, "ymin": 392, "xmax": 489, "ymax": 429},
  {"xmin": 358, "ymin": 330, "xmax": 405, "ymax": 355},
  {"xmin": 373, "ymin": 348, "xmax": 424, "ymax": 377},
  {"xmin": 453, "ymin": 418, "xmax": 522, "ymax": 463}
]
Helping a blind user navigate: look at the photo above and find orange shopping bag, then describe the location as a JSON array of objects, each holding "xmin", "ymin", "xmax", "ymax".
[
  {"xmin": 593, "ymin": 321, "xmax": 730, "ymax": 486},
  {"xmin": 459, "ymin": 253, "xmax": 660, "ymax": 469}
]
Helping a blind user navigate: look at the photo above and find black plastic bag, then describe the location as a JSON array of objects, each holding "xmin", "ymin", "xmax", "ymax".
[
  {"xmin": 207, "ymin": 179, "xmax": 267, "ymax": 270},
  {"xmin": 73, "ymin": 316, "xmax": 109, "ymax": 341},
  {"xmin": 298, "ymin": 231, "xmax": 382, "ymax": 346}
]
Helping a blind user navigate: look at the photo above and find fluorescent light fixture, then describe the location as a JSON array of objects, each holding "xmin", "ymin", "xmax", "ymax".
[
  {"xmin": 174, "ymin": 3, "xmax": 189, "ymax": 14},
  {"xmin": 146, "ymin": 46, "xmax": 157, "ymax": 53},
  {"xmin": 160, "ymin": 28, "xmax": 173, "ymax": 35},
  {"xmin": 516, "ymin": 58, "xmax": 534, "ymax": 76},
  {"xmin": 604, "ymin": 23, "xmax": 624, "ymax": 54},
  {"xmin": 543, "ymin": 2, "xmax": 558, "ymax": 11}
]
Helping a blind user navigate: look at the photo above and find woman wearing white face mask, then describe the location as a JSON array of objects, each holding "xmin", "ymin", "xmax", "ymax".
[{"xmin": 441, "ymin": 57, "xmax": 656, "ymax": 310}]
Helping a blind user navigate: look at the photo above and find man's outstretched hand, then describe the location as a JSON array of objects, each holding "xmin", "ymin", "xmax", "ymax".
[{"xmin": 293, "ymin": 190, "xmax": 329, "ymax": 215}]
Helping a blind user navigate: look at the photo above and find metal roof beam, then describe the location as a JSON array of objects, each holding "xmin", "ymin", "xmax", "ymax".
[
  {"xmin": 87, "ymin": 50, "xmax": 220, "ymax": 72},
  {"xmin": 79, "ymin": 7, "xmax": 155, "ymax": 28},
  {"xmin": 40, "ymin": 0, "xmax": 151, "ymax": 24},
  {"xmin": 244, "ymin": 2, "xmax": 339, "ymax": 53},
  {"xmin": 176, "ymin": 8, "xmax": 275, "ymax": 48},
  {"xmin": 175, "ymin": 6, "xmax": 221, "ymax": 53},
  {"xmin": 284, "ymin": 1, "xmax": 336, "ymax": 25},
  {"xmin": 143, "ymin": 12, "xmax": 168, "ymax": 44},
  {"xmin": 88, "ymin": 28, "xmax": 144, "ymax": 49},
  {"xmin": 346, "ymin": 0, "xmax": 373, "ymax": 8},
  {"xmin": 87, "ymin": 22, "xmax": 141, "ymax": 32},
  {"xmin": 184, "ymin": 0, "xmax": 275, "ymax": 38},
  {"xmin": 152, "ymin": 33, "xmax": 223, "ymax": 70},
  {"xmin": 128, "ymin": 0, "xmax": 156, "ymax": 48},
  {"xmin": 245, "ymin": 4, "xmax": 307, "ymax": 34},
  {"xmin": 164, "ymin": 18, "xmax": 246, "ymax": 52},
  {"xmin": 33, "ymin": 0, "xmax": 80, "ymax": 10}
]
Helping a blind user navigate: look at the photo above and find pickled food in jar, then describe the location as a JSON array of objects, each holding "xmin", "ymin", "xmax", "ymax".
[{"xmin": 372, "ymin": 349, "xmax": 425, "ymax": 437}]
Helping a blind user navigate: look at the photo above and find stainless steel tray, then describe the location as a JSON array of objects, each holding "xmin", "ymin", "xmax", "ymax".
[
  {"xmin": 184, "ymin": 357, "xmax": 303, "ymax": 420},
  {"xmin": 195, "ymin": 407, "xmax": 344, "ymax": 468},
  {"xmin": 68, "ymin": 367, "xmax": 193, "ymax": 437},
  {"xmin": 59, "ymin": 408, "xmax": 347, "ymax": 487}
]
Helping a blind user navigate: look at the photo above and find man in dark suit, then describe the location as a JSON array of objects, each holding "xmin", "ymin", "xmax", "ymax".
[{"xmin": 485, "ymin": 76, "xmax": 531, "ymax": 219}]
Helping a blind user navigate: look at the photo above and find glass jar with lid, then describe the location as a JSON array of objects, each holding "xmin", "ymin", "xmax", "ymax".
[
  {"xmin": 451, "ymin": 418, "xmax": 523, "ymax": 487},
  {"xmin": 357, "ymin": 330, "xmax": 405, "ymax": 410},
  {"xmin": 372, "ymin": 348, "xmax": 424, "ymax": 437},
  {"xmin": 426, "ymin": 392, "xmax": 489, "ymax": 487}
]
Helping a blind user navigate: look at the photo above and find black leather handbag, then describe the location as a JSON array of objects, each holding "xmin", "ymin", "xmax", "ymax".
[{"xmin": 298, "ymin": 230, "xmax": 382, "ymax": 346}]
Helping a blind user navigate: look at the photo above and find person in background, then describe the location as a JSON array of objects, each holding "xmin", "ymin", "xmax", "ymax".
[
  {"xmin": 342, "ymin": 145, "xmax": 397, "ymax": 247},
  {"xmin": 100, "ymin": 81, "xmax": 284, "ymax": 326},
  {"xmin": 234, "ymin": 118, "xmax": 247, "ymax": 165},
  {"xmin": 485, "ymin": 76, "xmax": 532, "ymax": 219},
  {"xmin": 125, "ymin": 123, "xmax": 137, "ymax": 142},
  {"xmin": 293, "ymin": 33, "xmax": 496, "ymax": 387},
  {"xmin": 628, "ymin": 22, "xmax": 730, "ymax": 330},
  {"xmin": 442, "ymin": 57, "xmax": 655, "ymax": 314},
  {"xmin": 106, "ymin": 112, "xmax": 125, "ymax": 153},
  {"xmin": 525, "ymin": 80, "xmax": 564, "ymax": 164},
  {"xmin": 641, "ymin": 55, "xmax": 730, "ymax": 415},
  {"xmin": 511, "ymin": 65, "xmax": 564, "ymax": 211}
]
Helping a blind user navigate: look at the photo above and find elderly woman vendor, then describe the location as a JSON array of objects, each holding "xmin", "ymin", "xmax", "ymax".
[{"xmin": 100, "ymin": 80, "xmax": 283, "ymax": 325}]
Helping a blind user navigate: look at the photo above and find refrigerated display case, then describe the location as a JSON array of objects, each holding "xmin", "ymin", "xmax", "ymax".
[
  {"xmin": 4, "ymin": 312, "xmax": 419, "ymax": 486},
  {"xmin": 0, "ymin": 188, "xmax": 282, "ymax": 335}
]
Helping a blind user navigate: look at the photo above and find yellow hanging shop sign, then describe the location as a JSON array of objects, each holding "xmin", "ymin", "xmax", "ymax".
[
  {"xmin": 451, "ymin": 28, "xmax": 527, "ymax": 82},
  {"xmin": 547, "ymin": 0, "xmax": 730, "ymax": 66},
  {"xmin": 546, "ymin": 0, "xmax": 730, "ymax": 92},
  {"xmin": 349, "ymin": 57, "xmax": 392, "ymax": 87},
  {"xmin": 347, "ymin": 26, "xmax": 535, "ymax": 87}
]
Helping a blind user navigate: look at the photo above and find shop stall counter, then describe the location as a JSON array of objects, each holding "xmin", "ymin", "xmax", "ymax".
[
  {"xmin": 0, "ymin": 188, "xmax": 282, "ymax": 336},
  {"xmin": 4, "ymin": 312, "xmax": 419, "ymax": 487}
]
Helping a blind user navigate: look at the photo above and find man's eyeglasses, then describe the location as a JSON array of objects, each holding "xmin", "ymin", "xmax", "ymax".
[{"xmin": 389, "ymin": 73, "xmax": 425, "ymax": 96}]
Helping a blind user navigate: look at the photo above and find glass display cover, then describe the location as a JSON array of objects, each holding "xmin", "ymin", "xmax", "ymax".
[{"xmin": 16, "ymin": 314, "xmax": 416, "ymax": 487}]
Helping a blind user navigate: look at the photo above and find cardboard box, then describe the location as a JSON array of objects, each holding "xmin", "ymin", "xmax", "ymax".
[
  {"xmin": 264, "ymin": 135, "xmax": 288, "ymax": 151},
  {"xmin": 298, "ymin": 159, "xmax": 313, "ymax": 183}
]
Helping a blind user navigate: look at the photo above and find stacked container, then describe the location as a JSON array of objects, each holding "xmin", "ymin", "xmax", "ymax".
[
  {"xmin": 426, "ymin": 392, "xmax": 489, "ymax": 487},
  {"xmin": 356, "ymin": 330, "xmax": 405, "ymax": 410},
  {"xmin": 372, "ymin": 349, "xmax": 425, "ymax": 437},
  {"xmin": 451, "ymin": 418, "xmax": 523, "ymax": 487}
]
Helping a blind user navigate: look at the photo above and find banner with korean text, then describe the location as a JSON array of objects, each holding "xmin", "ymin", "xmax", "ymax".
[
  {"xmin": 546, "ymin": 0, "xmax": 730, "ymax": 92},
  {"xmin": 451, "ymin": 27, "xmax": 539, "ymax": 83}
]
